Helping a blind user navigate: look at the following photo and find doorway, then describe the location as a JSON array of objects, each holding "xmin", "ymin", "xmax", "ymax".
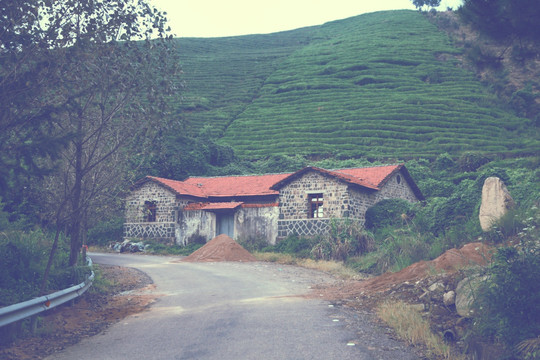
[{"xmin": 216, "ymin": 213, "xmax": 234, "ymax": 238}]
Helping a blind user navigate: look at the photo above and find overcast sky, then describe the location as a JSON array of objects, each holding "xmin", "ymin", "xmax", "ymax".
[{"xmin": 150, "ymin": 0, "xmax": 463, "ymax": 38}]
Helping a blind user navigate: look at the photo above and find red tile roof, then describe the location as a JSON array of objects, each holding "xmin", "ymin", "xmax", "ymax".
[
  {"xmin": 336, "ymin": 164, "xmax": 402, "ymax": 188},
  {"xmin": 183, "ymin": 173, "xmax": 290, "ymax": 197},
  {"xmin": 133, "ymin": 164, "xmax": 423, "ymax": 200},
  {"xmin": 269, "ymin": 165, "xmax": 402, "ymax": 191},
  {"xmin": 144, "ymin": 176, "xmax": 207, "ymax": 198}
]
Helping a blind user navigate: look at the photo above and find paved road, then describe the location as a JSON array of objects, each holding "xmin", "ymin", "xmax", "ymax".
[{"xmin": 46, "ymin": 253, "xmax": 418, "ymax": 360}]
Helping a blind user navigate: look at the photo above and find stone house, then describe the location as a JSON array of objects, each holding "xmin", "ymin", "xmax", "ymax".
[{"xmin": 123, "ymin": 164, "xmax": 423, "ymax": 246}]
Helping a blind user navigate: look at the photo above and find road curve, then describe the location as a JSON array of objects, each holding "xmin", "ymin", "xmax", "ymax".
[{"xmin": 46, "ymin": 253, "xmax": 418, "ymax": 360}]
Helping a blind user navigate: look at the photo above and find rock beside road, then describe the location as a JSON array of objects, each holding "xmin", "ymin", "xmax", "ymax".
[{"xmin": 479, "ymin": 176, "xmax": 515, "ymax": 231}]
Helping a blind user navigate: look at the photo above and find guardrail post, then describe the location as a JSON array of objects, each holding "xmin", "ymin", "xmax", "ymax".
[{"xmin": 30, "ymin": 315, "xmax": 38, "ymax": 334}]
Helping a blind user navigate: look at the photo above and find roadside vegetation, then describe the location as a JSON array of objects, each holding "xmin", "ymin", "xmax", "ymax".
[
  {"xmin": 377, "ymin": 300, "xmax": 461, "ymax": 360},
  {"xmin": 1, "ymin": 1, "xmax": 539, "ymax": 357}
]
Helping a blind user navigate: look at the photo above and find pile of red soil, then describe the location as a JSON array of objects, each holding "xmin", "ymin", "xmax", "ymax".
[
  {"xmin": 316, "ymin": 242, "xmax": 493, "ymax": 301},
  {"xmin": 356, "ymin": 242, "xmax": 493, "ymax": 293},
  {"xmin": 182, "ymin": 234, "xmax": 257, "ymax": 262}
]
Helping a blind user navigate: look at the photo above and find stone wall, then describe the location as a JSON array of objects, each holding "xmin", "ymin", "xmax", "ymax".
[
  {"xmin": 375, "ymin": 172, "xmax": 418, "ymax": 203},
  {"xmin": 177, "ymin": 209, "xmax": 216, "ymax": 246},
  {"xmin": 125, "ymin": 182, "xmax": 178, "ymax": 223},
  {"xmin": 235, "ymin": 206, "xmax": 279, "ymax": 245},
  {"xmin": 277, "ymin": 219, "xmax": 331, "ymax": 239},
  {"xmin": 276, "ymin": 170, "xmax": 420, "ymax": 239},
  {"xmin": 124, "ymin": 182, "xmax": 179, "ymax": 242},
  {"xmin": 278, "ymin": 172, "xmax": 349, "ymax": 220},
  {"xmin": 348, "ymin": 172, "xmax": 419, "ymax": 224},
  {"xmin": 123, "ymin": 222, "xmax": 175, "ymax": 243}
]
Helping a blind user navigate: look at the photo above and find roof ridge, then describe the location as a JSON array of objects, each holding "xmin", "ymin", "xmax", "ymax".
[
  {"xmin": 331, "ymin": 163, "xmax": 402, "ymax": 171},
  {"xmin": 185, "ymin": 171, "xmax": 293, "ymax": 180}
]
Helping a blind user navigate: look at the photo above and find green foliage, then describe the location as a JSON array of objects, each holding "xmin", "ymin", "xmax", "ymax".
[
  {"xmin": 365, "ymin": 199, "xmax": 414, "ymax": 230},
  {"xmin": 471, "ymin": 205, "xmax": 540, "ymax": 354},
  {"xmin": 0, "ymin": 230, "xmax": 90, "ymax": 306},
  {"xmin": 349, "ymin": 226, "xmax": 431, "ymax": 274},
  {"xmin": 473, "ymin": 244, "xmax": 540, "ymax": 350},
  {"xmin": 457, "ymin": 152, "xmax": 490, "ymax": 172},
  {"xmin": 87, "ymin": 217, "xmax": 124, "ymax": 246},
  {"xmin": 415, "ymin": 179, "xmax": 479, "ymax": 237},
  {"xmin": 268, "ymin": 234, "xmax": 317, "ymax": 259},
  {"xmin": 311, "ymin": 219, "xmax": 373, "ymax": 261},
  {"xmin": 144, "ymin": 242, "xmax": 203, "ymax": 256},
  {"xmin": 138, "ymin": 134, "xmax": 237, "ymax": 179},
  {"xmin": 412, "ymin": 0, "xmax": 441, "ymax": 10},
  {"xmin": 237, "ymin": 235, "xmax": 270, "ymax": 253},
  {"xmin": 172, "ymin": 10, "xmax": 537, "ymax": 160},
  {"xmin": 459, "ymin": 0, "xmax": 540, "ymax": 43},
  {"xmin": 0, "ymin": 197, "xmax": 9, "ymax": 230},
  {"xmin": 250, "ymin": 155, "xmax": 308, "ymax": 174}
]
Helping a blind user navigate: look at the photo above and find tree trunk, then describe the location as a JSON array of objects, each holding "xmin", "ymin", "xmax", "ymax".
[{"xmin": 69, "ymin": 135, "xmax": 84, "ymax": 266}]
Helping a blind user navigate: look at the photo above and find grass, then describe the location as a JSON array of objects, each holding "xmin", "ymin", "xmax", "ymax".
[
  {"xmin": 254, "ymin": 251, "xmax": 364, "ymax": 279},
  {"xmin": 171, "ymin": 10, "xmax": 538, "ymax": 160},
  {"xmin": 377, "ymin": 300, "xmax": 464, "ymax": 360}
]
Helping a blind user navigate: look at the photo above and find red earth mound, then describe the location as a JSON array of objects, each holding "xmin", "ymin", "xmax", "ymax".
[
  {"xmin": 315, "ymin": 242, "xmax": 493, "ymax": 301},
  {"xmin": 182, "ymin": 234, "xmax": 257, "ymax": 262},
  {"xmin": 357, "ymin": 242, "xmax": 493, "ymax": 293}
]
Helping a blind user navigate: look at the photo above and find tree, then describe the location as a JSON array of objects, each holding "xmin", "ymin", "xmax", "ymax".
[
  {"xmin": 412, "ymin": 0, "xmax": 442, "ymax": 11},
  {"xmin": 458, "ymin": 0, "xmax": 540, "ymax": 43},
  {"xmin": 1, "ymin": 1, "xmax": 181, "ymax": 266}
]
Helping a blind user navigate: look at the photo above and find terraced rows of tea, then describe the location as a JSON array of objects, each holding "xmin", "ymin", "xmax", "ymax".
[
  {"xmin": 175, "ymin": 29, "xmax": 314, "ymax": 135},
  {"xmin": 175, "ymin": 10, "xmax": 537, "ymax": 159}
]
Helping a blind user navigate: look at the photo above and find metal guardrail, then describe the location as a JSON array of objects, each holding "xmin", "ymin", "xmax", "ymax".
[{"xmin": 0, "ymin": 257, "xmax": 94, "ymax": 328}]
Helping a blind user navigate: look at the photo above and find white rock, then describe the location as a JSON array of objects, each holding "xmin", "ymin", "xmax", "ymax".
[
  {"xmin": 428, "ymin": 282, "xmax": 445, "ymax": 293},
  {"xmin": 479, "ymin": 177, "xmax": 515, "ymax": 231},
  {"xmin": 443, "ymin": 291, "xmax": 456, "ymax": 306}
]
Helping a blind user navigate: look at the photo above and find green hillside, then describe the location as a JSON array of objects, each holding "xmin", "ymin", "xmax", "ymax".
[
  {"xmin": 175, "ymin": 10, "xmax": 538, "ymax": 160},
  {"xmin": 175, "ymin": 29, "xmax": 314, "ymax": 134}
]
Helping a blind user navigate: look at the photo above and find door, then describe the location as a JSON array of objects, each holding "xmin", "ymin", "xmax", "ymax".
[{"xmin": 216, "ymin": 213, "xmax": 234, "ymax": 238}]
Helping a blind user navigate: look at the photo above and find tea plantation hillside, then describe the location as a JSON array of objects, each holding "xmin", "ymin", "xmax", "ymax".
[
  {"xmin": 175, "ymin": 28, "xmax": 314, "ymax": 134},
  {"xmin": 175, "ymin": 10, "xmax": 538, "ymax": 160}
]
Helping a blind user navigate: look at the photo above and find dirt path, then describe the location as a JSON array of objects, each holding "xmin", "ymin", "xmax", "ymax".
[{"xmin": 0, "ymin": 265, "xmax": 157, "ymax": 360}]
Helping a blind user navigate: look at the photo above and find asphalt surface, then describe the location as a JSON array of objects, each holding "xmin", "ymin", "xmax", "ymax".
[{"xmin": 46, "ymin": 253, "xmax": 419, "ymax": 360}]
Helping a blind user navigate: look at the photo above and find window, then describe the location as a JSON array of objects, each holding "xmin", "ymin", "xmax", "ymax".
[
  {"xmin": 145, "ymin": 201, "xmax": 157, "ymax": 222},
  {"xmin": 396, "ymin": 174, "xmax": 402, "ymax": 184},
  {"xmin": 308, "ymin": 193, "xmax": 324, "ymax": 218}
]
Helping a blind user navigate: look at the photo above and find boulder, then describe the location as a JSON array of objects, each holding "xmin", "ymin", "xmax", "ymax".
[
  {"xmin": 455, "ymin": 276, "xmax": 488, "ymax": 318},
  {"xmin": 479, "ymin": 177, "xmax": 515, "ymax": 231}
]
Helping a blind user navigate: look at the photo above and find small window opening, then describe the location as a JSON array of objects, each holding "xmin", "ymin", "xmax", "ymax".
[
  {"xmin": 308, "ymin": 193, "xmax": 324, "ymax": 218},
  {"xmin": 145, "ymin": 201, "xmax": 157, "ymax": 222},
  {"xmin": 396, "ymin": 175, "xmax": 402, "ymax": 184}
]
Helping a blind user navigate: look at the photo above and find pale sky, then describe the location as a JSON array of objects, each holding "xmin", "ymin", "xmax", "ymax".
[{"xmin": 150, "ymin": 0, "xmax": 463, "ymax": 38}]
